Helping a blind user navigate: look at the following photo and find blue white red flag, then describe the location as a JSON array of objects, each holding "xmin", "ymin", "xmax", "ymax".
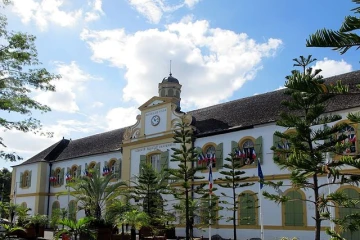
[{"xmin": 208, "ymin": 164, "xmax": 213, "ymax": 194}]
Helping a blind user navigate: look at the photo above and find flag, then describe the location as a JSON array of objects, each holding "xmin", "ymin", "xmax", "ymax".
[
  {"xmin": 241, "ymin": 149, "xmax": 245, "ymax": 158},
  {"xmin": 208, "ymin": 165, "xmax": 213, "ymax": 194},
  {"xmin": 198, "ymin": 153, "xmax": 205, "ymax": 165},
  {"xmin": 257, "ymin": 159, "xmax": 264, "ymax": 190},
  {"xmin": 252, "ymin": 149, "xmax": 257, "ymax": 159}
]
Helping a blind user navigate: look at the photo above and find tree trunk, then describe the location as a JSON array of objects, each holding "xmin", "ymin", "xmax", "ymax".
[
  {"xmin": 233, "ymin": 186, "xmax": 237, "ymax": 240},
  {"xmin": 185, "ymin": 188, "xmax": 190, "ymax": 240},
  {"xmin": 313, "ymin": 174, "xmax": 321, "ymax": 240},
  {"xmin": 131, "ymin": 228, "xmax": 136, "ymax": 240}
]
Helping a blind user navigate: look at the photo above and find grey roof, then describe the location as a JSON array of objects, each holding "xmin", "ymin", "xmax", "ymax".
[
  {"xmin": 190, "ymin": 70, "xmax": 360, "ymax": 135},
  {"xmin": 18, "ymin": 70, "xmax": 360, "ymax": 166},
  {"xmin": 18, "ymin": 128, "xmax": 125, "ymax": 166}
]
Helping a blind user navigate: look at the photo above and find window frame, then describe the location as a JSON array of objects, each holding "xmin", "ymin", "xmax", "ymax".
[
  {"xmin": 238, "ymin": 190, "xmax": 258, "ymax": 226},
  {"xmin": 281, "ymin": 188, "xmax": 307, "ymax": 227},
  {"xmin": 200, "ymin": 142, "xmax": 217, "ymax": 170}
]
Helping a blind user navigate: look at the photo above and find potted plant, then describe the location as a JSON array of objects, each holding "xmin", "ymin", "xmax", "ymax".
[
  {"xmin": 0, "ymin": 223, "xmax": 25, "ymax": 240},
  {"xmin": 120, "ymin": 210, "xmax": 149, "ymax": 240},
  {"xmin": 28, "ymin": 213, "xmax": 48, "ymax": 238}
]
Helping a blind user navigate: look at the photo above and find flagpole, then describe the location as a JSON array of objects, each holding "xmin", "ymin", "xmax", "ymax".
[
  {"xmin": 258, "ymin": 158, "xmax": 264, "ymax": 240},
  {"xmin": 209, "ymin": 192, "xmax": 211, "ymax": 240}
]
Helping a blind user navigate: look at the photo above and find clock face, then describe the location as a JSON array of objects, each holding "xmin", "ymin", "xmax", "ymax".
[{"xmin": 151, "ymin": 115, "xmax": 160, "ymax": 126}]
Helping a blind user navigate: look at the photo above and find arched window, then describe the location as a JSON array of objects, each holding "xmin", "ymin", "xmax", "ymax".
[
  {"xmin": 168, "ymin": 89, "xmax": 174, "ymax": 97},
  {"xmin": 21, "ymin": 171, "xmax": 31, "ymax": 188},
  {"xmin": 149, "ymin": 154, "xmax": 161, "ymax": 172},
  {"xmin": 68, "ymin": 200, "xmax": 77, "ymax": 221},
  {"xmin": 71, "ymin": 165, "xmax": 78, "ymax": 178},
  {"xmin": 55, "ymin": 168, "xmax": 61, "ymax": 186},
  {"xmin": 88, "ymin": 162, "xmax": 96, "ymax": 170},
  {"xmin": 283, "ymin": 189, "xmax": 306, "ymax": 226},
  {"xmin": 242, "ymin": 139, "xmax": 255, "ymax": 165},
  {"xmin": 338, "ymin": 187, "xmax": 360, "ymax": 240},
  {"xmin": 108, "ymin": 160, "xmax": 116, "ymax": 173},
  {"xmin": 198, "ymin": 144, "xmax": 216, "ymax": 168},
  {"xmin": 239, "ymin": 192, "xmax": 257, "ymax": 225},
  {"xmin": 52, "ymin": 201, "xmax": 60, "ymax": 215},
  {"xmin": 21, "ymin": 202, "xmax": 27, "ymax": 208}
]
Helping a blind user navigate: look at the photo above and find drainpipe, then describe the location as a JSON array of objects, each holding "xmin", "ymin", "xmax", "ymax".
[{"xmin": 46, "ymin": 162, "xmax": 53, "ymax": 217}]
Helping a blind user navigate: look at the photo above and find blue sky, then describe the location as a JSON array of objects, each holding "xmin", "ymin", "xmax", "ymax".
[{"xmin": 2, "ymin": 0, "xmax": 358, "ymax": 169}]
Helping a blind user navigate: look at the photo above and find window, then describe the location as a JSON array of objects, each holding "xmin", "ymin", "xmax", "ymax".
[
  {"xmin": 338, "ymin": 187, "xmax": 360, "ymax": 240},
  {"xmin": 195, "ymin": 196, "xmax": 218, "ymax": 226},
  {"xmin": 88, "ymin": 162, "xmax": 96, "ymax": 169},
  {"xmin": 55, "ymin": 168, "xmax": 61, "ymax": 185},
  {"xmin": 68, "ymin": 200, "xmax": 77, "ymax": 221},
  {"xmin": 20, "ymin": 170, "xmax": 31, "ymax": 188},
  {"xmin": 71, "ymin": 166, "xmax": 78, "ymax": 178},
  {"xmin": 52, "ymin": 201, "xmax": 60, "ymax": 215},
  {"xmin": 283, "ymin": 190, "xmax": 306, "ymax": 226},
  {"xmin": 338, "ymin": 125, "xmax": 357, "ymax": 154},
  {"xmin": 150, "ymin": 154, "xmax": 161, "ymax": 172},
  {"xmin": 239, "ymin": 192, "xmax": 257, "ymax": 225},
  {"xmin": 197, "ymin": 144, "xmax": 217, "ymax": 168},
  {"xmin": 21, "ymin": 202, "xmax": 27, "ymax": 208}
]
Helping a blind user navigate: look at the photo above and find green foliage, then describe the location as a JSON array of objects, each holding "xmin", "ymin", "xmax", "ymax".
[
  {"xmin": 217, "ymin": 153, "xmax": 254, "ymax": 240},
  {"xmin": 0, "ymin": 223, "xmax": 25, "ymax": 240},
  {"xmin": 62, "ymin": 169, "xmax": 127, "ymax": 222},
  {"xmin": 0, "ymin": 168, "xmax": 11, "ymax": 203},
  {"xmin": 131, "ymin": 162, "xmax": 172, "ymax": 226},
  {"xmin": 120, "ymin": 209, "xmax": 150, "ymax": 230},
  {"xmin": 264, "ymin": 55, "xmax": 352, "ymax": 240},
  {"xmin": 167, "ymin": 116, "xmax": 206, "ymax": 240},
  {"xmin": 55, "ymin": 217, "xmax": 96, "ymax": 240},
  {"xmin": 0, "ymin": 4, "xmax": 60, "ymax": 161},
  {"xmin": 306, "ymin": 0, "xmax": 360, "ymax": 54}
]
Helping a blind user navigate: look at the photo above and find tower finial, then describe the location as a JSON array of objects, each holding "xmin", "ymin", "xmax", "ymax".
[{"xmin": 169, "ymin": 60, "xmax": 172, "ymax": 76}]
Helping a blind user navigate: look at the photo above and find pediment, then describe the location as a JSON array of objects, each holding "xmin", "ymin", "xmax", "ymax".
[{"xmin": 138, "ymin": 96, "xmax": 177, "ymax": 111}]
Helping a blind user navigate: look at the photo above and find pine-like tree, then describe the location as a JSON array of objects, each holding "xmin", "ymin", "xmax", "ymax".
[
  {"xmin": 167, "ymin": 117, "xmax": 206, "ymax": 240},
  {"xmin": 217, "ymin": 153, "xmax": 254, "ymax": 240},
  {"xmin": 131, "ymin": 162, "xmax": 172, "ymax": 228},
  {"xmin": 263, "ymin": 55, "xmax": 351, "ymax": 240}
]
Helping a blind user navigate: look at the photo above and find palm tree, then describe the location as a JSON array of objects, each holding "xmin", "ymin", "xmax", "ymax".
[
  {"xmin": 64, "ymin": 169, "xmax": 127, "ymax": 222},
  {"xmin": 55, "ymin": 217, "xmax": 95, "ymax": 240},
  {"xmin": 306, "ymin": 0, "xmax": 360, "ymax": 54},
  {"xmin": 120, "ymin": 210, "xmax": 149, "ymax": 240},
  {"xmin": 0, "ymin": 224, "xmax": 25, "ymax": 240}
]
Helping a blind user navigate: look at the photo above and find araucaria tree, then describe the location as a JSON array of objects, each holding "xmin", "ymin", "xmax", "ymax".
[
  {"xmin": 306, "ymin": 0, "xmax": 360, "ymax": 54},
  {"xmin": 167, "ymin": 118, "xmax": 206, "ymax": 240},
  {"xmin": 0, "ymin": 1, "xmax": 60, "ymax": 161},
  {"xmin": 263, "ymin": 55, "xmax": 351, "ymax": 240},
  {"xmin": 131, "ymin": 162, "xmax": 172, "ymax": 227},
  {"xmin": 218, "ymin": 153, "xmax": 254, "ymax": 240}
]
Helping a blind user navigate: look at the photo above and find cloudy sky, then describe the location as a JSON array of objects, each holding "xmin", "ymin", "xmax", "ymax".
[{"xmin": 1, "ymin": 0, "xmax": 358, "ymax": 169}]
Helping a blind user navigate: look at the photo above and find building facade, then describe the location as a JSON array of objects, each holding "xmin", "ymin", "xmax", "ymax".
[{"xmin": 11, "ymin": 71, "xmax": 360, "ymax": 240}]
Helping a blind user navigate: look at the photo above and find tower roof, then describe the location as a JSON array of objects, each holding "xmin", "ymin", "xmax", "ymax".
[{"xmin": 162, "ymin": 73, "xmax": 179, "ymax": 83}]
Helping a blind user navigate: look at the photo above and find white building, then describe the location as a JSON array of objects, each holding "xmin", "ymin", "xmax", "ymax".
[{"xmin": 11, "ymin": 71, "xmax": 360, "ymax": 240}]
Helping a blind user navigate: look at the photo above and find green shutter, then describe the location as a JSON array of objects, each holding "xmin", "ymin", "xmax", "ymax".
[
  {"xmin": 28, "ymin": 171, "xmax": 32, "ymax": 187},
  {"xmin": 195, "ymin": 147, "xmax": 202, "ymax": 168},
  {"xmin": 20, "ymin": 172, "xmax": 23, "ymax": 188},
  {"xmin": 254, "ymin": 136, "xmax": 263, "ymax": 165},
  {"xmin": 95, "ymin": 162, "xmax": 100, "ymax": 175},
  {"xmin": 77, "ymin": 165, "xmax": 82, "ymax": 178},
  {"xmin": 60, "ymin": 168, "xmax": 64, "ymax": 185},
  {"xmin": 139, "ymin": 155, "xmax": 146, "ymax": 175},
  {"xmin": 240, "ymin": 193, "xmax": 256, "ymax": 225},
  {"xmin": 85, "ymin": 163, "xmax": 88, "ymax": 171},
  {"xmin": 273, "ymin": 132, "xmax": 282, "ymax": 149},
  {"xmin": 117, "ymin": 159, "xmax": 122, "ymax": 179},
  {"xmin": 215, "ymin": 143, "xmax": 223, "ymax": 169},
  {"xmin": 160, "ymin": 151, "xmax": 169, "ymax": 169},
  {"xmin": 231, "ymin": 141, "xmax": 238, "ymax": 154}
]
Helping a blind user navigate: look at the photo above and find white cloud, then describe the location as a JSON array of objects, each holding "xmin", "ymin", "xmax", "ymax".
[
  {"xmin": 312, "ymin": 58, "xmax": 353, "ymax": 78},
  {"xmin": 106, "ymin": 107, "xmax": 140, "ymax": 130},
  {"xmin": 11, "ymin": 0, "xmax": 104, "ymax": 30},
  {"xmin": 92, "ymin": 101, "xmax": 104, "ymax": 108},
  {"xmin": 81, "ymin": 19, "xmax": 282, "ymax": 109},
  {"xmin": 35, "ymin": 61, "xmax": 101, "ymax": 113},
  {"xmin": 128, "ymin": 0, "xmax": 200, "ymax": 24}
]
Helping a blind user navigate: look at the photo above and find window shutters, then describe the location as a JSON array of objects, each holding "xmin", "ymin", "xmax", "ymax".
[
  {"xmin": 60, "ymin": 168, "xmax": 64, "ymax": 185},
  {"xmin": 77, "ymin": 165, "xmax": 82, "ymax": 178},
  {"xmin": 116, "ymin": 159, "xmax": 122, "ymax": 179},
  {"xmin": 27, "ymin": 171, "xmax": 32, "ymax": 187},
  {"xmin": 254, "ymin": 136, "xmax": 263, "ymax": 165},
  {"xmin": 139, "ymin": 155, "xmax": 146, "ymax": 175},
  {"xmin": 231, "ymin": 141, "xmax": 238, "ymax": 154},
  {"xmin": 215, "ymin": 143, "xmax": 223, "ymax": 169},
  {"xmin": 94, "ymin": 162, "xmax": 99, "ymax": 175},
  {"xmin": 20, "ymin": 172, "xmax": 23, "ymax": 188},
  {"xmin": 85, "ymin": 163, "xmax": 88, "ymax": 171},
  {"xmin": 160, "ymin": 151, "xmax": 169, "ymax": 169},
  {"xmin": 273, "ymin": 132, "xmax": 282, "ymax": 157}
]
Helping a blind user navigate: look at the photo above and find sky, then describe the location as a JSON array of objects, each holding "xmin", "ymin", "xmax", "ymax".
[{"xmin": 1, "ymin": 0, "xmax": 359, "ymax": 169}]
